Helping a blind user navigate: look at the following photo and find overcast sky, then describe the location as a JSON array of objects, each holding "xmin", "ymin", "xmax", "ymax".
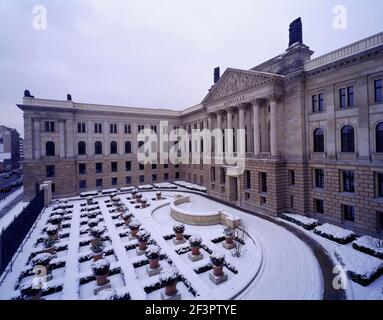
[{"xmin": 0, "ymin": 0, "xmax": 382, "ymax": 137}]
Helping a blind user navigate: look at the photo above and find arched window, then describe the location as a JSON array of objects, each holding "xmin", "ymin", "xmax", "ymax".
[
  {"xmin": 125, "ymin": 141, "xmax": 131, "ymax": 154},
  {"xmin": 313, "ymin": 128, "xmax": 324, "ymax": 153},
  {"xmin": 95, "ymin": 141, "xmax": 102, "ymax": 155},
  {"xmin": 46, "ymin": 141, "xmax": 55, "ymax": 156},
  {"xmin": 110, "ymin": 141, "xmax": 118, "ymax": 154},
  {"xmin": 376, "ymin": 122, "xmax": 383, "ymax": 153},
  {"xmin": 341, "ymin": 125, "xmax": 355, "ymax": 153},
  {"xmin": 78, "ymin": 141, "xmax": 86, "ymax": 155}
]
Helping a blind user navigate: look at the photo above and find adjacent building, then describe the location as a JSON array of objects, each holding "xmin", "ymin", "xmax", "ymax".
[
  {"xmin": 0, "ymin": 125, "xmax": 21, "ymax": 172},
  {"xmin": 17, "ymin": 22, "xmax": 383, "ymax": 236}
]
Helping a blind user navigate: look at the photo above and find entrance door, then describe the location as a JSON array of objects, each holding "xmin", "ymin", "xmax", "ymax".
[{"xmin": 229, "ymin": 177, "xmax": 238, "ymax": 202}]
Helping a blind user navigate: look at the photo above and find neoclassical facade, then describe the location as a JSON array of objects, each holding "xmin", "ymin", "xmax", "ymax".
[{"xmin": 18, "ymin": 26, "xmax": 383, "ymax": 236}]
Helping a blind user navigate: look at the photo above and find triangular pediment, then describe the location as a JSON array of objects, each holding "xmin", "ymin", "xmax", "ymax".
[{"xmin": 202, "ymin": 68, "xmax": 283, "ymax": 105}]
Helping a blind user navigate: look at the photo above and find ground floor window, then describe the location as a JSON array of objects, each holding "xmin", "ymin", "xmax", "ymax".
[
  {"xmin": 46, "ymin": 165, "xmax": 55, "ymax": 178},
  {"xmin": 290, "ymin": 195, "xmax": 294, "ymax": 208},
  {"xmin": 126, "ymin": 176, "xmax": 131, "ymax": 185},
  {"xmin": 342, "ymin": 204, "xmax": 355, "ymax": 222},
  {"xmin": 164, "ymin": 173, "xmax": 169, "ymax": 180},
  {"xmin": 175, "ymin": 172, "xmax": 180, "ymax": 179},
  {"xmin": 139, "ymin": 175, "xmax": 145, "ymax": 183},
  {"xmin": 111, "ymin": 177, "xmax": 118, "ymax": 186},
  {"xmin": 376, "ymin": 173, "xmax": 383, "ymax": 197},
  {"xmin": 79, "ymin": 180, "xmax": 86, "ymax": 189},
  {"xmin": 377, "ymin": 211, "xmax": 383, "ymax": 233},
  {"xmin": 96, "ymin": 179, "xmax": 103, "ymax": 188},
  {"xmin": 152, "ymin": 174, "xmax": 157, "ymax": 182},
  {"xmin": 260, "ymin": 172, "xmax": 267, "ymax": 193},
  {"xmin": 314, "ymin": 199, "xmax": 324, "ymax": 214},
  {"xmin": 51, "ymin": 183, "xmax": 55, "ymax": 193}
]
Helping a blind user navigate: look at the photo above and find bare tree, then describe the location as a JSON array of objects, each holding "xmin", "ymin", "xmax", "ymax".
[
  {"xmin": 231, "ymin": 222, "xmax": 249, "ymax": 258},
  {"xmin": 378, "ymin": 230, "xmax": 383, "ymax": 249}
]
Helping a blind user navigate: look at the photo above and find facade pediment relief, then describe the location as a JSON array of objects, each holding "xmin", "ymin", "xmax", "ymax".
[{"xmin": 202, "ymin": 68, "xmax": 283, "ymax": 105}]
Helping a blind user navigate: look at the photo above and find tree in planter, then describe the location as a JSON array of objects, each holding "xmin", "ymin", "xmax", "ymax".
[
  {"xmin": 231, "ymin": 223, "xmax": 248, "ymax": 258},
  {"xmin": 91, "ymin": 241, "xmax": 105, "ymax": 261},
  {"xmin": 87, "ymin": 210, "xmax": 99, "ymax": 220},
  {"xmin": 135, "ymin": 193, "xmax": 143, "ymax": 203},
  {"xmin": 42, "ymin": 237, "xmax": 56, "ymax": 254},
  {"xmin": 145, "ymin": 245, "xmax": 161, "ymax": 269},
  {"xmin": 90, "ymin": 226, "xmax": 106, "ymax": 247},
  {"xmin": 223, "ymin": 227, "xmax": 235, "ymax": 245},
  {"xmin": 88, "ymin": 218, "xmax": 99, "ymax": 228},
  {"xmin": 137, "ymin": 229, "xmax": 151, "ymax": 251},
  {"xmin": 173, "ymin": 223, "xmax": 185, "ymax": 241},
  {"xmin": 159, "ymin": 269, "xmax": 179, "ymax": 296},
  {"xmin": 210, "ymin": 252, "xmax": 225, "ymax": 277},
  {"xmin": 32, "ymin": 253, "xmax": 53, "ymax": 278},
  {"xmin": 189, "ymin": 235, "xmax": 202, "ymax": 255},
  {"xmin": 45, "ymin": 224, "xmax": 59, "ymax": 241},
  {"xmin": 128, "ymin": 219, "xmax": 142, "ymax": 238},
  {"xmin": 91, "ymin": 258, "xmax": 110, "ymax": 286},
  {"xmin": 86, "ymin": 196, "xmax": 94, "ymax": 205},
  {"xmin": 121, "ymin": 212, "xmax": 134, "ymax": 226}
]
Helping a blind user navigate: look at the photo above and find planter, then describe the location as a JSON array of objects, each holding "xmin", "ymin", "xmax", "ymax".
[
  {"xmin": 156, "ymin": 192, "xmax": 162, "ymax": 200},
  {"xmin": 191, "ymin": 246, "xmax": 200, "ymax": 256},
  {"xmin": 130, "ymin": 228, "xmax": 139, "ymax": 237},
  {"xmin": 175, "ymin": 232, "xmax": 184, "ymax": 241},
  {"xmin": 92, "ymin": 259, "xmax": 110, "ymax": 286},
  {"xmin": 225, "ymin": 236, "xmax": 234, "ymax": 245},
  {"xmin": 96, "ymin": 275, "xmax": 109, "ymax": 286},
  {"xmin": 93, "ymin": 252, "xmax": 104, "ymax": 262},
  {"xmin": 213, "ymin": 265, "xmax": 224, "ymax": 277},
  {"xmin": 149, "ymin": 258, "xmax": 160, "ymax": 270},
  {"xmin": 138, "ymin": 240, "xmax": 147, "ymax": 251},
  {"xmin": 165, "ymin": 282, "xmax": 177, "ymax": 296}
]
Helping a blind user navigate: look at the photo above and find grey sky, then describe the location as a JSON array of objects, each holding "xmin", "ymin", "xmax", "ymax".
[{"xmin": 0, "ymin": 0, "xmax": 382, "ymax": 137}]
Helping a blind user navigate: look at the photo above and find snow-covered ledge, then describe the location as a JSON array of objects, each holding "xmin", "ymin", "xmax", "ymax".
[{"xmin": 170, "ymin": 195, "xmax": 241, "ymax": 228}]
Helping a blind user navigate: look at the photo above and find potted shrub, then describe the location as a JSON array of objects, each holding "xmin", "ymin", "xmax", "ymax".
[
  {"xmin": 173, "ymin": 224, "xmax": 185, "ymax": 241},
  {"xmin": 45, "ymin": 224, "xmax": 59, "ymax": 241},
  {"xmin": 159, "ymin": 269, "xmax": 179, "ymax": 296},
  {"xmin": 223, "ymin": 228, "xmax": 235, "ymax": 245},
  {"xmin": 135, "ymin": 193, "xmax": 143, "ymax": 203},
  {"xmin": 189, "ymin": 235, "xmax": 202, "ymax": 256},
  {"xmin": 128, "ymin": 219, "xmax": 141, "ymax": 238},
  {"xmin": 32, "ymin": 253, "xmax": 53, "ymax": 277},
  {"xmin": 87, "ymin": 211, "xmax": 98, "ymax": 219},
  {"xmin": 210, "ymin": 252, "xmax": 225, "ymax": 277},
  {"xmin": 91, "ymin": 241, "xmax": 104, "ymax": 262},
  {"xmin": 90, "ymin": 226, "xmax": 106, "ymax": 247},
  {"xmin": 145, "ymin": 245, "xmax": 161, "ymax": 269},
  {"xmin": 48, "ymin": 214, "xmax": 62, "ymax": 228},
  {"xmin": 91, "ymin": 258, "xmax": 110, "ymax": 286},
  {"xmin": 121, "ymin": 212, "xmax": 134, "ymax": 226},
  {"xmin": 131, "ymin": 189, "xmax": 138, "ymax": 198},
  {"xmin": 156, "ymin": 191, "xmax": 162, "ymax": 201},
  {"xmin": 137, "ymin": 229, "xmax": 151, "ymax": 251},
  {"xmin": 43, "ymin": 237, "xmax": 56, "ymax": 254},
  {"xmin": 140, "ymin": 198, "xmax": 148, "ymax": 208}
]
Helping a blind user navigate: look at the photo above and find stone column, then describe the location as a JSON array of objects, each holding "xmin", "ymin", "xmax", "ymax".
[
  {"xmin": 226, "ymin": 108, "xmax": 233, "ymax": 156},
  {"xmin": 270, "ymin": 99, "xmax": 278, "ymax": 157},
  {"xmin": 216, "ymin": 111, "xmax": 223, "ymax": 156},
  {"xmin": 252, "ymin": 101, "xmax": 260, "ymax": 157},
  {"xmin": 33, "ymin": 119, "xmax": 41, "ymax": 160},
  {"xmin": 59, "ymin": 121, "xmax": 65, "ymax": 158}
]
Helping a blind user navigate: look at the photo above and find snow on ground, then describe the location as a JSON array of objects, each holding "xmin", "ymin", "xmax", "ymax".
[
  {"xmin": 0, "ymin": 187, "xmax": 23, "ymax": 212},
  {"xmin": 0, "ymin": 190, "xmax": 323, "ymax": 300},
  {"xmin": 352, "ymin": 236, "xmax": 383, "ymax": 259},
  {"xmin": 0, "ymin": 201, "xmax": 29, "ymax": 233}
]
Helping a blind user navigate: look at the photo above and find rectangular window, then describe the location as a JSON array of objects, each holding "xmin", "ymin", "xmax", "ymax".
[
  {"xmin": 347, "ymin": 86, "xmax": 354, "ymax": 107},
  {"xmin": 51, "ymin": 183, "xmax": 55, "ymax": 193},
  {"xmin": 124, "ymin": 124, "xmax": 131, "ymax": 134},
  {"xmin": 164, "ymin": 173, "xmax": 169, "ymax": 180},
  {"xmin": 318, "ymin": 93, "xmax": 324, "ymax": 112},
  {"xmin": 95, "ymin": 162, "xmax": 102, "ymax": 174},
  {"xmin": 152, "ymin": 174, "xmax": 157, "ymax": 182},
  {"xmin": 139, "ymin": 163, "xmax": 145, "ymax": 171},
  {"xmin": 339, "ymin": 88, "xmax": 346, "ymax": 108},
  {"xmin": 342, "ymin": 204, "xmax": 355, "ymax": 222},
  {"xmin": 314, "ymin": 199, "xmax": 324, "ymax": 214},
  {"xmin": 151, "ymin": 125, "xmax": 157, "ymax": 133},
  {"xmin": 126, "ymin": 176, "xmax": 131, "ymax": 185},
  {"xmin": 377, "ymin": 173, "xmax": 383, "ymax": 197},
  {"xmin": 125, "ymin": 161, "xmax": 131, "ymax": 171},
  {"xmin": 45, "ymin": 121, "xmax": 55, "ymax": 132},
  {"xmin": 312, "ymin": 95, "xmax": 318, "ymax": 113},
  {"xmin": 290, "ymin": 195, "xmax": 294, "ymax": 208},
  {"xmin": 211, "ymin": 167, "xmax": 216, "ymax": 182},
  {"xmin": 139, "ymin": 175, "xmax": 145, "ymax": 183},
  {"xmin": 46, "ymin": 165, "xmax": 55, "ymax": 178},
  {"xmin": 314, "ymin": 169, "xmax": 324, "ymax": 189},
  {"xmin": 152, "ymin": 163, "xmax": 157, "ymax": 170},
  {"xmin": 164, "ymin": 164, "xmax": 168, "ymax": 169},
  {"xmin": 377, "ymin": 211, "xmax": 383, "ymax": 233},
  {"xmin": 94, "ymin": 123, "xmax": 102, "ymax": 133},
  {"xmin": 77, "ymin": 122, "xmax": 86, "ymax": 133},
  {"xmin": 260, "ymin": 172, "xmax": 267, "ymax": 193},
  {"xmin": 111, "ymin": 177, "xmax": 118, "ymax": 186},
  {"xmin": 138, "ymin": 125, "xmax": 145, "ymax": 132},
  {"xmin": 110, "ymin": 123, "xmax": 117, "ymax": 134},
  {"xmin": 79, "ymin": 180, "xmax": 86, "ymax": 189},
  {"xmin": 245, "ymin": 170, "xmax": 251, "ymax": 189},
  {"xmin": 220, "ymin": 168, "xmax": 226, "ymax": 184},
  {"xmin": 111, "ymin": 162, "xmax": 118, "ymax": 172},
  {"xmin": 375, "ymin": 79, "xmax": 383, "ymax": 103},
  {"xmin": 342, "ymin": 170, "xmax": 355, "ymax": 193},
  {"xmin": 289, "ymin": 170, "xmax": 295, "ymax": 186},
  {"xmin": 96, "ymin": 179, "xmax": 103, "ymax": 188},
  {"xmin": 79, "ymin": 163, "xmax": 86, "ymax": 175},
  {"xmin": 175, "ymin": 172, "xmax": 180, "ymax": 179}
]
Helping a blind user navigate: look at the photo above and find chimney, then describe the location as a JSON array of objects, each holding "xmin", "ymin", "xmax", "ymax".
[
  {"xmin": 214, "ymin": 67, "xmax": 220, "ymax": 84},
  {"xmin": 24, "ymin": 90, "xmax": 31, "ymax": 97},
  {"xmin": 67, "ymin": 93, "xmax": 72, "ymax": 101}
]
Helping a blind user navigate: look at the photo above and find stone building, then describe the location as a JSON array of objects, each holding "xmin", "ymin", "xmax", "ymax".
[
  {"xmin": 0, "ymin": 125, "xmax": 21, "ymax": 172},
  {"xmin": 18, "ymin": 22, "xmax": 383, "ymax": 236}
]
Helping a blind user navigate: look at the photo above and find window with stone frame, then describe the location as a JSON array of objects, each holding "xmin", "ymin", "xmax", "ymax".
[
  {"xmin": 124, "ymin": 124, "xmax": 131, "ymax": 134},
  {"xmin": 314, "ymin": 199, "xmax": 324, "ymax": 214},
  {"xmin": 125, "ymin": 161, "xmax": 131, "ymax": 171},
  {"xmin": 375, "ymin": 172, "xmax": 383, "ymax": 198},
  {"xmin": 110, "ymin": 141, "xmax": 118, "ymax": 154},
  {"xmin": 211, "ymin": 167, "xmax": 216, "ymax": 182},
  {"xmin": 125, "ymin": 141, "xmax": 131, "ymax": 154},
  {"xmin": 139, "ymin": 175, "xmax": 145, "ymax": 183},
  {"xmin": 79, "ymin": 180, "xmax": 86, "ymax": 189},
  {"xmin": 78, "ymin": 141, "xmax": 86, "ymax": 155},
  {"xmin": 260, "ymin": 172, "xmax": 267, "ymax": 193},
  {"xmin": 46, "ymin": 165, "xmax": 55, "ymax": 178},
  {"xmin": 78, "ymin": 163, "xmax": 86, "ymax": 175},
  {"xmin": 311, "ymin": 93, "xmax": 324, "ymax": 113},
  {"xmin": 342, "ymin": 204, "xmax": 355, "ymax": 222},
  {"xmin": 111, "ymin": 161, "xmax": 118, "ymax": 172},
  {"xmin": 95, "ymin": 141, "xmax": 102, "ymax": 155},
  {"xmin": 96, "ymin": 179, "xmax": 103, "ymax": 188},
  {"xmin": 244, "ymin": 170, "xmax": 251, "ymax": 189},
  {"xmin": 45, "ymin": 141, "xmax": 55, "ymax": 156},
  {"xmin": 110, "ymin": 123, "xmax": 118, "ymax": 134},
  {"xmin": 376, "ymin": 122, "xmax": 383, "ymax": 153},
  {"xmin": 289, "ymin": 170, "xmax": 295, "ymax": 186},
  {"xmin": 45, "ymin": 121, "xmax": 55, "ymax": 132},
  {"xmin": 314, "ymin": 168, "xmax": 324, "ymax": 189},
  {"xmin": 340, "ymin": 125, "xmax": 355, "ymax": 153},
  {"xmin": 220, "ymin": 168, "xmax": 226, "ymax": 184},
  {"xmin": 126, "ymin": 176, "xmax": 131, "ymax": 185},
  {"xmin": 95, "ymin": 162, "xmax": 102, "ymax": 173},
  {"xmin": 313, "ymin": 128, "xmax": 324, "ymax": 153},
  {"xmin": 94, "ymin": 123, "xmax": 102, "ymax": 133},
  {"xmin": 374, "ymin": 79, "xmax": 382, "ymax": 103},
  {"xmin": 77, "ymin": 122, "xmax": 86, "ymax": 133},
  {"xmin": 341, "ymin": 170, "xmax": 355, "ymax": 193},
  {"xmin": 111, "ymin": 177, "xmax": 118, "ymax": 186}
]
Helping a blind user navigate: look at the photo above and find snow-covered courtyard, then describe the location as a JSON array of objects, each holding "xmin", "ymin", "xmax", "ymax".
[{"xmin": 0, "ymin": 183, "xmax": 381, "ymax": 300}]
